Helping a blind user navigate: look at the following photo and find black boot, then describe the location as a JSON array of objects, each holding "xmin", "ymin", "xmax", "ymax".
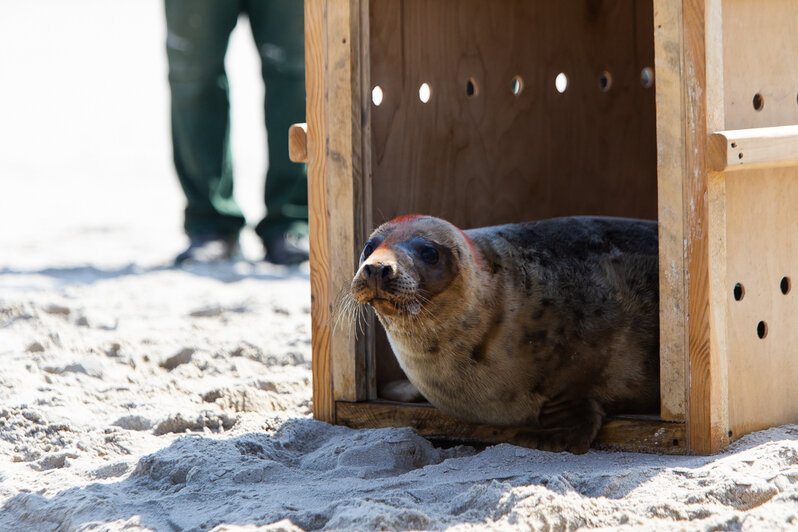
[
  {"xmin": 263, "ymin": 236, "xmax": 308, "ymax": 265},
  {"xmin": 175, "ymin": 234, "xmax": 241, "ymax": 265}
]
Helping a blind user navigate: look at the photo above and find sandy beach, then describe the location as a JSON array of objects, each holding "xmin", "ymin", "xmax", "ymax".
[
  {"xmin": 3, "ymin": 263, "xmax": 798, "ymax": 531},
  {"xmin": 3, "ymin": 1, "xmax": 798, "ymax": 530}
]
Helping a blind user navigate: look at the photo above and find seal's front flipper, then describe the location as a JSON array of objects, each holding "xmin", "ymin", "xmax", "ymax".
[
  {"xmin": 533, "ymin": 397, "xmax": 606, "ymax": 454},
  {"xmin": 379, "ymin": 379, "xmax": 425, "ymax": 403}
]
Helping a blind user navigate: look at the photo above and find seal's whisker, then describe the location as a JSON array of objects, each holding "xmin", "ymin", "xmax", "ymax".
[
  {"xmin": 409, "ymin": 303, "xmax": 441, "ymax": 336},
  {"xmin": 415, "ymin": 293, "xmax": 432, "ymax": 305},
  {"xmin": 331, "ymin": 286, "xmax": 369, "ymax": 340},
  {"xmin": 413, "ymin": 295, "xmax": 444, "ymax": 330},
  {"xmin": 414, "ymin": 293, "xmax": 444, "ymax": 326}
]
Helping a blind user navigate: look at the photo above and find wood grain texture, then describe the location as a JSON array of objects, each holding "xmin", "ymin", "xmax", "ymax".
[
  {"xmin": 709, "ymin": 126, "xmax": 798, "ymax": 172},
  {"xmin": 725, "ymin": 167, "xmax": 798, "ymax": 437},
  {"xmin": 368, "ymin": 0, "xmax": 658, "ymax": 229},
  {"xmin": 705, "ymin": 0, "xmax": 731, "ymax": 456},
  {"xmin": 653, "ymin": 0, "xmax": 687, "ymax": 422},
  {"xmin": 657, "ymin": 0, "xmax": 798, "ymax": 451},
  {"xmin": 307, "ymin": 0, "xmax": 372, "ymax": 410},
  {"xmin": 682, "ymin": 0, "xmax": 711, "ymax": 454},
  {"xmin": 306, "ymin": 0, "xmax": 333, "ymax": 423},
  {"xmin": 288, "ymin": 123, "xmax": 308, "ymax": 163},
  {"xmin": 337, "ymin": 401, "xmax": 687, "ymax": 454},
  {"xmin": 682, "ymin": 0, "xmax": 729, "ymax": 454},
  {"xmin": 326, "ymin": 0, "xmax": 367, "ymax": 403},
  {"xmin": 682, "ymin": 0, "xmax": 712, "ymax": 454},
  {"xmin": 358, "ymin": 0, "xmax": 377, "ymax": 400},
  {"xmin": 712, "ymin": 1, "xmax": 798, "ymax": 439},
  {"xmin": 722, "ymin": 0, "xmax": 798, "ymax": 130},
  {"xmin": 693, "ymin": 0, "xmax": 798, "ymax": 450}
]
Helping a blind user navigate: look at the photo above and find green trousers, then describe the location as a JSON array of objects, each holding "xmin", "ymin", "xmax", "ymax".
[{"xmin": 165, "ymin": 0, "xmax": 307, "ymax": 242}]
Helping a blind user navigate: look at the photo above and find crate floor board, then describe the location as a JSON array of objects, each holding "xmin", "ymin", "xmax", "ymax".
[{"xmin": 336, "ymin": 401, "xmax": 686, "ymax": 454}]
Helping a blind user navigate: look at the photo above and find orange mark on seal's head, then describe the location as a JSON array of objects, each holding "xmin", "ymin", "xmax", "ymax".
[
  {"xmin": 388, "ymin": 214, "xmax": 425, "ymax": 226},
  {"xmin": 376, "ymin": 214, "xmax": 427, "ymax": 249},
  {"xmin": 377, "ymin": 214, "xmax": 483, "ymax": 266},
  {"xmin": 458, "ymin": 228, "xmax": 483, "ymax": 266}
]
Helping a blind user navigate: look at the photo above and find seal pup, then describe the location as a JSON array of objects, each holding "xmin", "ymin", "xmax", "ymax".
[{"xmin": 349, "ymin": 214, "xmax": 659, "ymax": 454}]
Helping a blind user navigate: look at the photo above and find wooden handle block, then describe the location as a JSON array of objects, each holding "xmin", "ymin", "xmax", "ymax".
[
  {"xmin": 709, "ymin": 125, "xmax": 798, "ymax": 172},
  {"xmin": 288, "ymin": 122, "xmax": 309, "ymax": 163}
]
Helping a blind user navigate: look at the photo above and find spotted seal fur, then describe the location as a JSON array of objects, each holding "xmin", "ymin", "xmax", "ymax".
[{"xmin": 349, "ymin": 215, "xmax": 659, "ymax": 453}]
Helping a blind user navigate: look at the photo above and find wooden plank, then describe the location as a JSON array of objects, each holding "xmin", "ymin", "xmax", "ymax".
[
  {"xmin": 716, "ymin": 0, "xmax": 798, "ymax": 441},
  {"xmin": 327, "ymin": 0, "xmax": 369, "ymax": 403},
  {"xmin": 682, "ymin": 0, "xmax": 712, "ymax": 453},
  {"xmin": 369, "ymin": 0, "xmax": 658, "ymax": 229},
  {"xmin": 363, "ymin": 0, "xmax": 407, "ymax": 393},
  {"xmin": 336, "ymin": 401, "xmax": 687, "ymax": 454},
  {"xmin": 594, "ymin": 417, "xmax": 685, "ymax": 454},
  {"xmin": 681, "ymin": 0, "xmax": 729, "ymax": 454},
  {"xmin": 721, "ymin": 0, "xmax": 798, "ymax": 130},
  {"xmin": 358, "ymin": 0, "xmax": 377, "ymax": 400},
  {"xmin": 306, "ymin": 0, "xmax": 333, "ymax": 423},
  {"xmin": 724, "ymin": 166, "xmax": 798, "ymax": 438},
  {"xmin": 653, "ymin": 0, "xmax": 687, "ymax": 422},
  {"xmin": 705, "ymin": 0, "xmax": 731, "ymax": 455},
  {"xmin": 709, "ymin": 126, "xmax": 798, "ymax": 172},
  {"xmin": 288, "ymin": 123, "xmax": 308, "ymax": 163}
]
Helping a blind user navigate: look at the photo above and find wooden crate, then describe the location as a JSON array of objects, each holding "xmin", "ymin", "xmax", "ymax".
[{"xmin": 294, "ymin": 0, "xmax": 798, "ymax": 454}]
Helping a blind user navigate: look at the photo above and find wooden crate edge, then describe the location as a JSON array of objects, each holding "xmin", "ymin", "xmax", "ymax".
[{"xmin": 336, "ymin": 401, "xmax": 687, "ymax": 455}]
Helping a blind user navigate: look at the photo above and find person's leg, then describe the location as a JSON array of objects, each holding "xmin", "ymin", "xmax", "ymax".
[
  {"xmin": 245, "ymin": 0, "xmax": 308, "ymax": 263},
  {"xmin": 165, "ymin": 0, "xmax": 246, "ymax": 243}
]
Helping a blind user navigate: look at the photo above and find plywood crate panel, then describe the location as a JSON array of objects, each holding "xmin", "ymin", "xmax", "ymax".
[{"xmin": 369, "ymin": 0, "xmax": 657, "ymax": 228}]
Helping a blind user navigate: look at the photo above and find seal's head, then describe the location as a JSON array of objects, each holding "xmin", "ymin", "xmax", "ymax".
[{"xmin": 350, "ymin": 215, "xmax": 480, "ymax": 322}]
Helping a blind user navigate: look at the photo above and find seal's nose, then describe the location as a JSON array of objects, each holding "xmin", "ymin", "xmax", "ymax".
[{"xmin": 361, "ymin": 263, "xmax": 396, "ymax": 288}]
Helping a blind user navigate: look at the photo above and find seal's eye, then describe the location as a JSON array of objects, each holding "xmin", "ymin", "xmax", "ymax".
[
  {"xmin": 420, "ymin": 245, "xmax": 439, "ymax": 265},
  {"xmin": 362, "ymin": 241, "xmax": 375, "ymax": 260}
]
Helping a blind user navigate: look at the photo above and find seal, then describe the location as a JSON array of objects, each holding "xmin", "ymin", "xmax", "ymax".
[{"xmin": 349, "ymin": 214, "xmax": 659, "ymax": 453}]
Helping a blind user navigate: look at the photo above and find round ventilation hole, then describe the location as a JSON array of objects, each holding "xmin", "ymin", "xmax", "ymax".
[
  {"xmin": 466, "ymin": 78, "xmax": 478, "ymax": 97},
  {"xmin": 555, "ymin": 72, "xmax": 568, "ymax": 93},
  {"xmin": 418, "ymin": 83, "xmax": 431, "ymax": 103},
  {"xmin": 757, "ymin": 320, "xmax": 768, "ymax": 339},
  {"xmin": 641, "ymin": 67, "xmax": 654, "ymax": 88},
  {"xmin": 733, "ymin": 283, "xmax": 745, "ymax": 301},
  {"xmin": 511, "ymin": 75, "xmax": 524, "ymax": 96},
  {"xmin": 371, "ymin": 85, "xmax": 384, "ymax": 106},
  {"xmin": 599, "ymin": 71, "xmax": 612, "ymax": 92}
]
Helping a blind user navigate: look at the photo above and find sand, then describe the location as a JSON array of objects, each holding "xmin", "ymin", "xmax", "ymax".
[
  {"xmin": 3, "ymin": 1, "xmax": 798, "ymax": 530},
  {"xmin": 3, "ymin": 272, "xmax": 798, "ymax": 532}
]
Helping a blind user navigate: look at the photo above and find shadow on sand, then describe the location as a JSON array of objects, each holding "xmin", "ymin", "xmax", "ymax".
[
  {"xmin": 3, "ymin": 419, "xmax": 796, "ymax": 531},
  {"xmin": 0, "ymin": 260, "xmax": 309, "ymax": 287}
]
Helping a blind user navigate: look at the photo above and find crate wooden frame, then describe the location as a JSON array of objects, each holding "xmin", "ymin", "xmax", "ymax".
[{"xmin": 299, "ymin": 0, "xmax": 798, "ymax": 454}]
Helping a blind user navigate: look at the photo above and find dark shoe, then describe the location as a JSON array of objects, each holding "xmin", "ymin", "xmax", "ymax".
[
  {"xmin": 174, "ymin": 235, "xmax": 241, "ymax": 265},
  {"xmin": 263, "ymin": 236, "xmax": 309, "ymax": 265}
]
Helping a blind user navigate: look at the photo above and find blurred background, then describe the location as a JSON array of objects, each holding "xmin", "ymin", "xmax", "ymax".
[{"xmin": 0, "ymin": 0, "xmax": 274, "ymax": 269}]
